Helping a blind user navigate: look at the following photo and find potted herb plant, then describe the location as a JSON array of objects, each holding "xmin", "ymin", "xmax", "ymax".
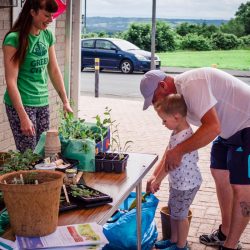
[
  {"xmin": 111, "ymin": 123, "xmax": 133, "ymax": 173},
  {"xmin": 95, "ymin": 108, "xmax": 133, "ymax": 173},
  {"xmin": 58, "ymin": 109, "xmax": 111, "ymax": 172}
]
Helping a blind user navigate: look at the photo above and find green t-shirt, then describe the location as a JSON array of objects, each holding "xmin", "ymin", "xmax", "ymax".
[{"xmin": 3, "ymin": 29, "xmax": 55, "ymax": 107}]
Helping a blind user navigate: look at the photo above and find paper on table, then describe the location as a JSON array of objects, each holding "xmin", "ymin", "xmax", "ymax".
[
  {"xmin": 16, "ymin": 223, "xmax": 108, "ymax": 250},
  {"xmin": 0, "ymin": 237, "xmax": 18, "ymax": 250}
]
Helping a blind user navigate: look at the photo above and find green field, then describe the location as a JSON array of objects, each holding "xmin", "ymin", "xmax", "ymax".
[{"xmin": 158, "ymin": 50, "xmax": 250, "ymax": 70}]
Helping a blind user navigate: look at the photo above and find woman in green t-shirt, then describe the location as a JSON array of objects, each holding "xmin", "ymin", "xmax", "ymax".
[{"xmin": 3, "ymin": 0, "xmax": 73, "ymax": 152}]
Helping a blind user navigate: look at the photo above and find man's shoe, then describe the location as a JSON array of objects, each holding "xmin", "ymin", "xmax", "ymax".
[
  {"xmin": 155, "ymin": 239, "xmax": 176, "ymax": 249},
  {"xmin": 199, "ymin": 224, "xmax": 226, "ymax": 246},
  {"xmin": 199, "ymin": 225, "xmax": 242, "ymax": 249}
]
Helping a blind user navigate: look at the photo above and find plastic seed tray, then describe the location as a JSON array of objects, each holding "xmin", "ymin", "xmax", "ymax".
[{"xmin": 67, "ymin": 184, "xmax": 113, "ymax": 208}]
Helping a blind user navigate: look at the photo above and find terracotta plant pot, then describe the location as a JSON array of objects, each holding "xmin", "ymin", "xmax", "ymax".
[
  {"xmin": 45, "ymin": 129, "xmax": 61, "ymax": 158},
  {"xmin": 0, "ymin": 170, "xmax": 64, "ymax": 237}
]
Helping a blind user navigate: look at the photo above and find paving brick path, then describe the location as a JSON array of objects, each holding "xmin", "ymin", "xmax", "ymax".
[{"xmin": 79, "ymin": 95, "xmax": 250, "ymax": 250}]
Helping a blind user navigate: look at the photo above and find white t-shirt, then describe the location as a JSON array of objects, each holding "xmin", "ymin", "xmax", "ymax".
[
  {"xmin": 174, "ymin": 67, "xmax": 250, "ymax": 139},
  {"xmin": 168, "ymin": 127, "xmax": 202, "ymax": 190}
]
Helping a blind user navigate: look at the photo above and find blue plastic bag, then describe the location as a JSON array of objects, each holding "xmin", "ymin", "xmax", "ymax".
[{"xmin": 103, "ymin": 192, "xmax": 159, "ymax": 250}]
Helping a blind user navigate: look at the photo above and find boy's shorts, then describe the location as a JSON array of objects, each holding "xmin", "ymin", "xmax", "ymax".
[
  {"xmin": 210, "ymin": 127, "xmax": 250, "ymax": 185},
  {"xmin": 168, "ymin": 185, "xmax": 200, "ymax": 220}
]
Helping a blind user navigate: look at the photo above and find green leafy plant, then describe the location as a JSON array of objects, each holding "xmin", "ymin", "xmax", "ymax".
[
  {"xmin": 70, "ymin": 185, "xmax": 100, "ymax": 197},
  {"xmin": 93, "ymin": 107, "xmax": 113, "ymax": 152},
  {"xmin": 102, "ymin": 107, "xmax": 133, "ymax": 160},
  {"xmin": 112, "ymin": 123, "xmax": 133, "ymax": 160},
  {"xmin": 0, "ymin": 149, "xmax": 41, "ymax": 174}
]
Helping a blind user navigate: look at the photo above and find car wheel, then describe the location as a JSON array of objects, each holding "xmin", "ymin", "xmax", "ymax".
[{"xmin": 120, "ymin": 60, "xmax": 133, "ymax": 74}]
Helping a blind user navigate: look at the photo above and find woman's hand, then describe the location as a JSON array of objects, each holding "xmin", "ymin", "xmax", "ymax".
[
  {"xmin": 20, "ymin": 116, "xmax": 35, "ymax": 136},
  {"xmin": 63, "ymin": 102, "xmax": 73, "ymax": 114}
]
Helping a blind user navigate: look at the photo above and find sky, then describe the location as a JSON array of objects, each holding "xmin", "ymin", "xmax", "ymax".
[{"xmin": 83, "ymin": 0, "xmax": 249, "ymax": 20}]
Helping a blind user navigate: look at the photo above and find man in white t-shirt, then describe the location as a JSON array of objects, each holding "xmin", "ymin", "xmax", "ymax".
[{"xmin": 140, "ymin": 68, "xmax": 250, "ymax": 250}]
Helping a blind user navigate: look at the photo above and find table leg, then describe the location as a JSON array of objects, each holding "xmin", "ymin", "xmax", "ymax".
[{"xmin": 136, "ymin": 181, "xmax": 142, "ymax": 250}]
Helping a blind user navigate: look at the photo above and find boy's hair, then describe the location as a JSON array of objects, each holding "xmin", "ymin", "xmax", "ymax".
[{"xmin": 156, "ymin": 94, "xmax": 187, "ymax": 117}]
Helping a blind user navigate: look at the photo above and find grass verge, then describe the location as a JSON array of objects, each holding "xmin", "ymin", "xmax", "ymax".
[{"xmin": 158, "ymin": 50, "xmax": 250, "ymax": 70}]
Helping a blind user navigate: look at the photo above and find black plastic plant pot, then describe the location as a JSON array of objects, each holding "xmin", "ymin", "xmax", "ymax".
[
  {"xmin": 113, "ymin": 154, "xmax": 129, "ymax": 173},
  {"xmin": 103, "ymin": 153, "xmax": 118, "ymax": 172},
  {"xmin": 95, "ymin": 152, "xmax": 105, "ymax": 172}
]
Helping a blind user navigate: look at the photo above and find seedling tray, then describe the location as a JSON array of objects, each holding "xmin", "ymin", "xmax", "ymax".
[
  {"xmin": 59, "ymin": 196, "xmax": 78, "ymax": 212},
  {"xmin": 67, "ymin": 184, "xmax": 113, "ymax": 207}
]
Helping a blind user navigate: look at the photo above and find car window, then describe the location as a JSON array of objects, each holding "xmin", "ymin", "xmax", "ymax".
[
  {"xmin": 96, "ymin": 40, "xmax": 116, "ymax": 50},
  {"xmin": 82, "ymin": 40, "xmax": 94, "ymax": 48}
]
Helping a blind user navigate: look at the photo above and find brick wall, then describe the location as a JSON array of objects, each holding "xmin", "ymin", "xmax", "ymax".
[{"xmin": 0, "ymin": 9, "xmax": 67, "ymax": 151}]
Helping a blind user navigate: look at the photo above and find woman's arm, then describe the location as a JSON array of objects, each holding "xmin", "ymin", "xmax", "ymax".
[
  {"xmin": 47, "ymin": 45, "xmax": 73, "ymax": 113},
  {"xmin": 3, "ymin": 45, "xmax": 35, "ymax": 136}
]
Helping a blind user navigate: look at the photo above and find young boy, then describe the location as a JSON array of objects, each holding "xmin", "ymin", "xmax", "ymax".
[{"xmin": 147, "ymin": 94, "xmax": 202, "ymax": 250}]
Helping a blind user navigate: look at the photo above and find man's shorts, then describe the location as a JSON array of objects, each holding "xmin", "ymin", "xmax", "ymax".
[
  {"xmin": 168, "ymin": 185, "xmax": 200, "ymax": 220},
  {"xmin": 210, "ymin": 127, "xmax": 250, "ymax": 185}
]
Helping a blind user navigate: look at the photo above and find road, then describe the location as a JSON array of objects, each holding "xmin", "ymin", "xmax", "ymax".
[
  {"xmin": 80, "ymin": 69, "xmax": 250, "ymax": 99},
  {"xmin": 80, "ymin": 70, "xmax": 145, "ymax": 99}
]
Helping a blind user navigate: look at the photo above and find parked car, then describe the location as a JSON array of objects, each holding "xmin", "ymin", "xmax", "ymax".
[{"xmin": 81, "ymin": 38, "xmax": 161, "ymax": 74}]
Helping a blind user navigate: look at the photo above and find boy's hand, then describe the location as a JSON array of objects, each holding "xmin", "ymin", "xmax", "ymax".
[
  {"xmin": 146, "ymin": 175, "xmax": 155, "ymax": 193},
  {"xmin": 150, "ymin": 179, "xmax": 161, "ymax": 193},
  {"xmin": 146, "ymin": 175, "xmax": 160, "ymax": 194}
]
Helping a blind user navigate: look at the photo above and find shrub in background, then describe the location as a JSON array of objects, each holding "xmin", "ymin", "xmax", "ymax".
[
  {"xmin": 211, "ymin": 32, "xmax": 240, "ymax": 50},
  {"xmin": 239, "ymin": 35, "xmax": 250, "ymax": 48},
  {"xmin": 180, "ymin": 34, "xmax": 212, "ymax": 51}
]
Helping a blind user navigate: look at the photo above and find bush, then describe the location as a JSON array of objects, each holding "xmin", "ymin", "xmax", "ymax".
[
  {"xmin": 155, "ymin": 22, "xmax": 176, "ymax": 52},
  {"xmin": 239, "ymin": 35, "xmax": 250, "ymax": 47},
  {"xmin": 211, "ymin": 32, "xmax": 240, "ymax": 50},
  {"xmin": 180, "ymin": 34, "xmax": 212, "ymax": 51},
  {"xmin": 123, "ymin": 23, "xmax": 151, "ymax": 51}
]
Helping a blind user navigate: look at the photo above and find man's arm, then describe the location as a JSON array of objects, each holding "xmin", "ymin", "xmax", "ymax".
[{"xmin": 165, "ymin": 107, "xmax": 221, "ymax": 170}]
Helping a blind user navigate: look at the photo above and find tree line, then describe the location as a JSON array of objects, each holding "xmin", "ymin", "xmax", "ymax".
[{"xmin": 82, "ymin": 1, "xmax": 250, "ymax": 52}]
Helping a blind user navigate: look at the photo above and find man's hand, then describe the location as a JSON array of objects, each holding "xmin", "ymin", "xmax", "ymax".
[{"xmin": 164, "ymin": 146, "xmax": 183, "ymax": 171}]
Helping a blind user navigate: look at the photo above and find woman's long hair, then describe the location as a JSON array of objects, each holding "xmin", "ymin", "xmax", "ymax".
[{"xmin": 4, "ymin": 0, "xmax": 58, "ymax": 66}]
